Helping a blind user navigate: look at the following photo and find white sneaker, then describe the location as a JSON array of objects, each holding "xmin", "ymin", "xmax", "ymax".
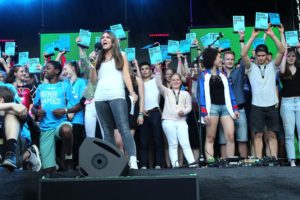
[
  {"xmin": 141, "ymin": 166, "xmax": 147, "ymax": 169},
  {"xmin": 291, "ymin": 160, "xmax": 296, "ymax": 167},
  {"xmin": 26, "ymin": 145, "xmax": 42, "ymax": 172},
  {"xmin": 129, "ymin": 156, "xmax": 138, "ymax": 169},
  {"xmin": 154, "ymin": 166, "xmax": 161, "ymax": 169}
]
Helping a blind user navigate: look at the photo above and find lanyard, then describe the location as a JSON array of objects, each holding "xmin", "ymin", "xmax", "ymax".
[
  {"xmin": 172, "ymin": 90, "xmax": 180, "ymax": 105},
  {"xmin": 71, "ymin": 79, "xmax": 77, "ymax": 87},
  {"xmin": 258, "ymin": 65, "xmax": 267, "ymax": 79}
]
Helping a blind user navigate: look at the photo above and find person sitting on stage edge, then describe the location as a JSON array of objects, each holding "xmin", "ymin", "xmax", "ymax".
[{"xmin": 0, "ymin": 86, "xmax": 27, "ymax": 169}]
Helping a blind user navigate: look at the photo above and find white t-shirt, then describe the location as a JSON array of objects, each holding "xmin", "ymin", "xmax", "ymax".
[
  {"xmin": 94, "ymin": 59, "xmax": 125, "ymax": 101},
  {"xmin": 144, "ymin": 78, "xmax": 160, "ymax": 110},
  {"xmin": 247, "ymin": 61, "xmax": 278, "ymax": 107}
]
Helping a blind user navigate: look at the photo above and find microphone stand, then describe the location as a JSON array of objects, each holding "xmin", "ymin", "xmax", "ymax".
[
  {"xmin": 196, "ymin": 75, "xmax": 206, "ymax": 167},
  {"xmin": 208, "ymin": 35, "xmax": 222, "ymax": 48}
]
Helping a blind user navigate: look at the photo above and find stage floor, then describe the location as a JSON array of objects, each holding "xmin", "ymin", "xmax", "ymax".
[{"xmin": 1, "ymin": 166, "xmax": 300, "ymax": 200}]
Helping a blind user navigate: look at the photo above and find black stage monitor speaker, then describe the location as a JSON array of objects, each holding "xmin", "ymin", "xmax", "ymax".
[
  {"xmin": 79, "ymin": 138, "xmax": 128, "ymax": 177},
  {"xmin": 39, "ymin": 175, "xmax": 200, "ymax": 200}
]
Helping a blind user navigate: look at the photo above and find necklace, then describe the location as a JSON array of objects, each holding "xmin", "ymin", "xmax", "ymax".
[{"xmin": 104, "ymin": 56, "xmax": 113, "ymax": 62}]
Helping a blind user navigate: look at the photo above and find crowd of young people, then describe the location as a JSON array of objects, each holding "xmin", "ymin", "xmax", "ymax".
[{"xmin": 0, "ymin": 23, "xmax": 299, "ymax": 175}]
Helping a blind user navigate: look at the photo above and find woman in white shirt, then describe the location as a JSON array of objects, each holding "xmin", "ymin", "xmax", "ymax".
[
  {"xmin": 155, "ymin": 64, "xmax": 195, "ymax": 168},
  {"xmin": 89, "ymin": 30, "xmax": 138, "ymax": 169}
]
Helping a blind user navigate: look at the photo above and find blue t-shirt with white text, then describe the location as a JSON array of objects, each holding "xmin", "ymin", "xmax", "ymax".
[
  {"xmin": 64, "ymin": 78, "xmax": 87, "ymax": 125},
  {"xmin": 33, "ymin": 81, "xmax": 79, "ymax": 131}
]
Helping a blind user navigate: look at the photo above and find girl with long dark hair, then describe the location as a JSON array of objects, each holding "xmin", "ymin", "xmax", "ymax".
[
  {"xmin": 280, "ymin": 48, "xmax": 300, "ymax": 167},
  {"xmin": 89, "ymin": 30, "xmax": 138, "ymax": 169}
]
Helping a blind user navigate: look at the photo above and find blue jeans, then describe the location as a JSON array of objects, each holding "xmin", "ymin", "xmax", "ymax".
[
  {"xmin": 95, "ymin": 99, "xmax": 136, "ymax": 157},
  {"xmin": 280, "ymin": 97, "xmax": 300, "ymax": 160}
]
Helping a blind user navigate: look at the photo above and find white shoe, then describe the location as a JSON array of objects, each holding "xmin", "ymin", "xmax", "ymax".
[
  {"xmin": 129, "ymin": 156, "xmax": 138, "ymax": 169},
  {"xmin": 154, "ymin": 166, "xmax": 161, "ymax": 169},
  {"xmin": 141, "ymin": 166, "xmax": 147, "ymax": 169},
  {"xmin": 26, "ymin": 145, "xmax": 42, "ymax": 172},
  {"xmin": 189, "ymin": 164, "xmax": 198, "ymax": 168},
  {"xmin": 291, "ymin": 160, "xmax": 296, "ymax": 167}
]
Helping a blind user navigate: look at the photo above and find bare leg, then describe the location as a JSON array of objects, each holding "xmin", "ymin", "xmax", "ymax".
[
  {"xmin": 204, "ymin": 116, "xmax": 219, "ymax": 159},
  {"xmin": 254, "ymin": 132, "xmax": 264, "ymax": 159},
  {"xmin": 266, "ymin": 131, "xmax": 278, "ymax": 158},
  {"xmin": 238, "ymin": 142, "xmax": 248, "ymax": 158},
  {"xmin": 220, "ymin": 144, "xmax": 227, "ymax": 158},
  {"xmin": 220, "ymin": 116, "xmax": 235, "ymax": 157},
  {"xmin": 59, "ymin": 124, "xmax": 73, "ymax": 158}
]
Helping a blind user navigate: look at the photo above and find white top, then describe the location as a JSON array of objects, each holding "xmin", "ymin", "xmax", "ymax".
[
  {"xmin": 246, "ymin": 61, "xmax": 278, "ymax": 107},
  {"xmin": 155, "ymin": 73, "xmax": 192, "ymax": 121},
  {"xmin": 94, "ymin": 59, "xmax": 125, "ymax": 101},
  {"xmin": 144, "ymin": 78, "xmax": 160, "ymax": 110}
]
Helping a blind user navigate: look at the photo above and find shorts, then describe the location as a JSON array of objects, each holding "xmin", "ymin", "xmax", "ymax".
[
  {"xmin": 218, "ymin": 108, "xmax": 248, "ymax": 144},
  {"xmin": 210, "ymin": 104, "xmax": 230, "ymax": 117},
  {"xmin": 40, "ymin": 122, "xmax": 72, "ymax": 169},
  {"xmin": 250, "ymin": 105, "xmax": 280, "ymax": 134}
]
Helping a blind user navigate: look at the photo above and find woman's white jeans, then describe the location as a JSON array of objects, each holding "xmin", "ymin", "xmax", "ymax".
[
  {"xmin": 85, "ymin": 101, "xmax": 103, "ymax": 138},
  {"xmin": 162, "ymin": 120, "xmax": 195, "ymax": 167}
]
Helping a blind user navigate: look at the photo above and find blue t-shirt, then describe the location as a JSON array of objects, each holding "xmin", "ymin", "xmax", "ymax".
[
  {"xmin": 227, "ymin": 62, "xmax": 246, "ymax": 105},
  {"xmin": 0, "ymin": 82, "xmax": 21, "ymax": 103},
  {"xmin": 64, "ymin": 78, "xmax": 87, "ymax": 125},
  {"xmin": 33, "ymin": 81, "xmax": 79, "ymax": 131}
]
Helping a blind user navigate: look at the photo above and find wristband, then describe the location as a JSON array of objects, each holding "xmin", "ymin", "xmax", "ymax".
[{"xmin": 239, "ymin": 40, "xmax": 244, "ymax": 43}]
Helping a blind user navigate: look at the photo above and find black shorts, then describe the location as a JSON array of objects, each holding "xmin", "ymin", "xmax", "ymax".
[{"xmin": 250, "ymin": 105, "xmax": 280, "ymax": 134}]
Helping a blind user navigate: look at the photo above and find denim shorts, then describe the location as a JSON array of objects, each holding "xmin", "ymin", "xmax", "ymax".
[
  {"xmin": 218, "ymin": 108, "xmax": 248, "ymax": 144},
  {"xmin": 210, "ymin": 104, "xmax": 230, "ymax": 117}
]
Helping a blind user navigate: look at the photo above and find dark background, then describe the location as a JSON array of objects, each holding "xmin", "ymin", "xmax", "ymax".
[{"xmin": 0, "ymin": 0, "xmax": 296, "ymax": 61}]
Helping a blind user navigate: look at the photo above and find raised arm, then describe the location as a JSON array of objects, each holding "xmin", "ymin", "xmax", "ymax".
[
  {"xmin": 133, "ymin": 59, "xmax": 141, "ymax": 78},
  {"xmin": 55, "ymin": 50, "xmax": 66, "ymax": 62},
  {"xmin": 277, "ymin": 24, "xmax": 286, "ymax": 48},
  {"xmin": 0, "ymin": 58, "xmax": 10, "ymax": 74},
  {"xmin": 176, "ymin": 53, "xmax": 187, "ymax": 83},
  {"xmin": 238, "ymin": 31, "xmax": 245, "ymax": 51},
  {"xmin": 76, "ymin": 37, "xmax": 90, "ymax": 79},
  {"xmin": 241, "ymin": 29, "xmax": 260, "ymax": 69},
  {"xmin": 279, "ymin": 48, "xmax": 288, "ymax": 74},
  {"xmin": 265, "ymin": 25, "xmax": 285, "ymax": 67},
  {"xmin": 154, "ymin": 64, "xmax": 168, "ymax": 96}
]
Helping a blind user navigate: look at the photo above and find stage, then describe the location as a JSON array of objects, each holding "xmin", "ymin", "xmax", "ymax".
[{"xmin": 1, "ymin": 166, "xmax": 300, "ymax": 200}]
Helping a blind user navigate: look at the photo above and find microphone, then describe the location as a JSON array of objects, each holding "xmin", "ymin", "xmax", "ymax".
[
  {"xmin": 90, "ymin": 42, "xmax": 102, "ymax": 64},
  {"xmin": 94, "ymin": 42, "xmax": 102, "ymax": 53},
  {"xmin": 219, "ymin": 32, "xmax": 224, "ymax": 38}
]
